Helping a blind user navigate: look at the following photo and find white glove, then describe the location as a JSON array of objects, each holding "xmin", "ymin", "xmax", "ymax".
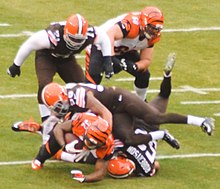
[
  {"xmin": 71, "ymin": 170, "xmax": 85, "ymax": 183},
  {"xmin": 42, "ymin": 115, "xmax": 60, "ymax": 144},
  {"xmin": 65, "ymin": 140, "xmax": 83, "ymax": 154},
  {"xmin": 74, "ymin": 149, "xmax": 90, "ymax": 162}
]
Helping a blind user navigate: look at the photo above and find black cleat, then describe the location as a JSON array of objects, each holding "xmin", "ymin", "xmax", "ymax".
[{"xmin": 163, "ymin": 130, "xmax": 180, "ymax": 149}]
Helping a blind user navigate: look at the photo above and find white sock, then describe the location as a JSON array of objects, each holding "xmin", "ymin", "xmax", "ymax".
[
  {"xmin": 163, "ymin": 72, "xmax": 172, "ymax": 78},
  {"xmin": 41, "ymin": 115, "xmax": 59, "ymax": 144},
  {"xmin": 61, "ymin": 151, "xmax": 77, "ymax": 163},
  {"xmin": 134, "ymin": 85, "xmax": 147, "ymax": 101},
  {"xmin": 39, "ymin": 104, "xmax": 51, "ymax": 118},
  {"xmin": 187, "ymin": 115, "xmax": 205, "ymax": 126},
  {"xmin": 149, "ymin": 130, "xmax": 165, "ymax": 140}
]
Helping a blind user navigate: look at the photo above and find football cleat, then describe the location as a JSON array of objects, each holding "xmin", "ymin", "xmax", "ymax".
[
  {"xmin": 163, "ymin": 130, "xmax": 180, "ymax": 149},
  {"xmin": 201, "ymin": 118, "xmax": 215, "ymax": 136},
  {"xmin": 11, "ymin": 120, "xmax": 41, "ymax": 133},
  {"xmin": 31, "ymin": 159, "xmax": 43, "ymax": 170},
  {"xmin": 164, "ymin": 52, "xmax": 176, "ymax": 76}
]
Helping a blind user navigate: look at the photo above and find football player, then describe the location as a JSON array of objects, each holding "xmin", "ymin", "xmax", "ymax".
[
  {"xmin": 85, "ymin": 6, "xmax": 164, "ymax": 101},
  {"xmin": 13, "ymin": 54, "xmax": 215, "ymax": 182},
  {"xmin": 31, "ymin": 112, "xmax": 114, "ymax": 182},
  {"xmin": 12, "ymin": 53, "xmax": 215, "ymax": 144},
  {"xmin": 39, "ymin": 75, "xmax": 214, "ymax": 142},
  {"xmin": 7, "ymin": 13, "xmax": 113, "ymax": 122},
  {"xmin": 31, "ymin": 110, "xmax": 179, "ymax": 183}
]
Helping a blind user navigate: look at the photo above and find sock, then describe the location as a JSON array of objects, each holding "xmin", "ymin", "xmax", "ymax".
[
  {"xmin": 149, "ymin": 130, "xmax": 165, "ymax": 140},
  {"xmin": 39, "ymin": 104, "xmax": 51, "ymax": 122},
  {"xmin": 187, "ymin": 115, "xmax": 205, "ymax": 126},
  {"xmin": 134, "ymin": 85, "xmax": 147, "ymax": 101},
  {"xmin": 41, "ymin": 115, "xmax": 59, "ymax": 144},
  {"xmin": 163, "ymin": 71, "xmax": 172, "ymax": 77},
  {"xmin": 159, "ymin": 76, "xmax": 171, "ymax": 98}
]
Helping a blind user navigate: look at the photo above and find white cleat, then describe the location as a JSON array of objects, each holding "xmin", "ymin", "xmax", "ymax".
[
  {"xmin": 201, "ymin": 118, "xmax": 215, "ymax": 136},
  {"xmin": 164, "ymin": 52, "xmax": 176, "ymax": 75}
]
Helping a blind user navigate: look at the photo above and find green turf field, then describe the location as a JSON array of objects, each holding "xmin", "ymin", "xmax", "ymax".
[{"xmin": 0, "ymin": 0, "xmax": 220, "ymax": 189}]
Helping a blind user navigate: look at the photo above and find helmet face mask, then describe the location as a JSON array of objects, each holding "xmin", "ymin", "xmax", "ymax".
[
  {"xmin": 84, "ymin": 119, "xmax": 111, "ymax": 150},
  {"xmin": 140, "ymin": 6, "xmax": 164, "ymax": 40},
  {"xmin": 64, "ymin": 32, "xmax": 87, "ymax": 50},
  {"xmin": 63, "ymin": 13, "xmax": 88, "ymax": 50},
  {"xmin": 144, "ymin": 23, "xmax": 163, "ymax": 39},
  {"xmin": 84, "ymin": 135, "xmax": 105, "ymax": 150},
  {"xmin": 42, "ymin": 83, "xmax": 69, "ymax": 117},
  {"xmin": 50, "ymin": 100, "xmax": 69, "ymax": 117}
]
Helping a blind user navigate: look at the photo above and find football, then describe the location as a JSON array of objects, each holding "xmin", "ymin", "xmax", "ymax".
[{"xmin": 64, "ymin": 132, "xmax": 84, "ymax": 149}]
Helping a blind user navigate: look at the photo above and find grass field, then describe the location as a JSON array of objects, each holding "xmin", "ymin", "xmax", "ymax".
[{"xmin": 0, "ymin": 0, "xmax": 220, "ymax": 189}]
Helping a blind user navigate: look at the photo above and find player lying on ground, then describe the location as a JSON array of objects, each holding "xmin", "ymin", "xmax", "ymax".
[{"xmin": 31, "ymin": 111, "xmax": 178, "ymax": 183}]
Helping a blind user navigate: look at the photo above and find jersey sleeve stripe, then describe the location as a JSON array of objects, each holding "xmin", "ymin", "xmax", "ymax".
[{"xmin": 75, "ymin": 88, "xmax": 86, "ymax": 108}]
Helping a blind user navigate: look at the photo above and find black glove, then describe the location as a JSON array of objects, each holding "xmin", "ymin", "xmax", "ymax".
[
  {"xmin": 103, "ymin": 56, "xmax": 114, "ymax": 79},
  {"xmin": 7, "ymin": 63, "xmax": 21, "ymax": 77},
  {"xmin": 119, "ymin": 58, "xmax": 138, "ymax": 75}
]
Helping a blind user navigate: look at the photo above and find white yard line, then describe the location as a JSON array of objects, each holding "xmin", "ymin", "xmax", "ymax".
[
  {"xmin": 0, "ymin": 23, "xmax": 11, "ymax": 26},
  {"xmin": 0, "ymin": 26, "xmax": 219, "ymax": 40},
  {"xmin": 180, "ymin": 85, "xmax": 208, "ymax": 94},
  {"xmin": 157, "ymin": 153, "xmax": 220, "ymax": 159},
  {"xmin": 163, "ymin": 27, "xmax": 220, "ymax": 32},
  {"xmin": 2, "ymin": 86, "xmax": 220, "ymax": 98},
  {"xmin": 0, "ymin": 153, "xmax": 219, "ymax": 166},
  {"xmin": 181, "ymin": 100, "xmax": 220, "ymax": 105},
  {"xmin": 0, "ymin": 94, "xmax": 37, "ymax": 99},
  {"xmin": 1, "ymin": 27, "xmax": 220, "ymax": 38}
]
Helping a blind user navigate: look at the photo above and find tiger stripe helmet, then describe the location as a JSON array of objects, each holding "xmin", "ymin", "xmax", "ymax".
[
  {"xmin": 84, "ymin": 118, "xmax": 111, "ymax": 150},
  {"xmin": 140, "ymin": 6, "xmax": 164, "ymax": 39}
]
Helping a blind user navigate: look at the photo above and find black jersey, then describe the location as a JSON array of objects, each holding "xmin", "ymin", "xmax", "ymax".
[
  {"xmin": 65, "ymin": 82, "xmax": 158, "ymax": 127},
  {"xmin": 39, "ymin": 22, "xmax": 97, "ymax": 58},
  {"xmin": 66, "ymin": 83, "xmax": 125, "ymax": 113},
  {"xmin": 120, "ymin": 128, "xmax": 157, "ymax": 177}
]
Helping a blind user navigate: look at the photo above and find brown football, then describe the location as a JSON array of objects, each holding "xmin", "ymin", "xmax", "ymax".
[{"xmin": 64, "ymin": 132, "xmax": 84, "ymax": 149}]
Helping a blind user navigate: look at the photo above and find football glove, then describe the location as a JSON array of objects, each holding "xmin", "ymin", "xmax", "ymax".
[
  {"xmin": 71, "ymin": 170, "xmax": 86, "ymax": 183},
  {"xmin": 119, "ymin": 59, "xmax": 138, "ymax": 75},
  {"xmin": 65, "ymin": 140, "xmax": 83, "ymax": 154},
  {"xmin": 103, "ymin": 56, "xmax": 114, "ymax": 79},
  {"xmin": 74, "ymin": 149, "xmax": 90, "ymax": 162},
  {"xmin": 7, "ymin": 63, "xmax": 21, "ymax": 77}
]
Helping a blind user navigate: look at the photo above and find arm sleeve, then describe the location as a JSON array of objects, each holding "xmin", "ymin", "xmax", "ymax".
[
  {"xmin": 93, "ymin": 27, "xmax": 112, "ymax": 57},
  {"xmin": 14, "ymin": 30, "xmax": 51, "ymax": 66}
]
